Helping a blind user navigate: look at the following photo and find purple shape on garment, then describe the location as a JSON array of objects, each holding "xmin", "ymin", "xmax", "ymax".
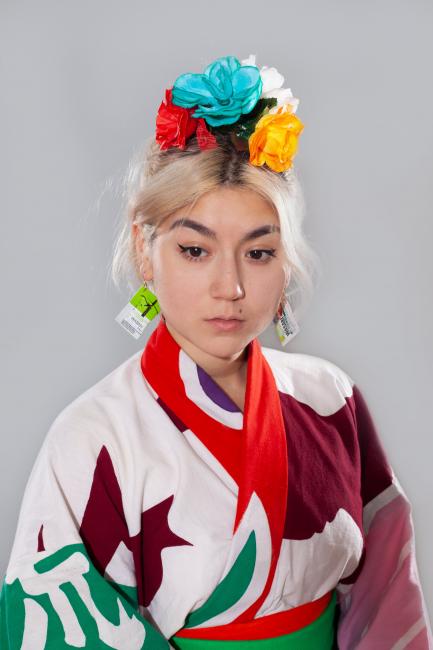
[{"xmin": 197, "ymin": 366, "xmax": 241, "ymax": 412}]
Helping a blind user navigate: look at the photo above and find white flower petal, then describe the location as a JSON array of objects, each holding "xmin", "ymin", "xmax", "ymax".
[
  {"xmin": 263, "ymin": 89, "xmax": 299, "ymax": 111},
  {"xmin": 260, "ymin": 66, "xmax": 285, "ymax": 94},
  {"xmin": 239, "ymin": 57, "xmax": 300, "ymax": 113},
  {"xmin": 268, "ymin": 100, "xmax": 300, "ymax": 116},
  {"xmin": 241, "ymin": 54, "xmax": 257, "ymax": 67}
]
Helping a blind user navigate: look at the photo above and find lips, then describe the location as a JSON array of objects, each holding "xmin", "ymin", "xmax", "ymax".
[
  {"xmin": 207, "ymin": 316, "xmax": 244, "ymax": 321},
  {"xmin": 205, "ymin": 317, "xmax": 245, "ymax": 332}
]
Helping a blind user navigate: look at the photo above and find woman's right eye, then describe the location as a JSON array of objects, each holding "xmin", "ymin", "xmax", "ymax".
[{"xmin": 177, "ymin": 244, "xmax": 208, "ymax": 262}]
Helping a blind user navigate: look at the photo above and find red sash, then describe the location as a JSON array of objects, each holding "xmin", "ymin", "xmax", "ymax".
[
  {"xmin": 141, "ymin": 320, "xmax": 288, "ymax": 622},
  {"xmin": 174, "ymin": 590, "xmax": 334, "ymax": 640}
]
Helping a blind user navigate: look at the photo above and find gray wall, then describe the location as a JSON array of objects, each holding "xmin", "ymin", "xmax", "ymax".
[{"xmin": 2, "ymin": 0, "xmax": 432, "ymax": 619}]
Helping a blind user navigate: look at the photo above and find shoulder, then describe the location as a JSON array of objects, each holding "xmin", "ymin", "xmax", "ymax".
[
  {"xmin": 44, "ymin": 348, "xmax": 147, "ymax": 455},
  {"xmin": 261, "ymin": 345, "xmax": 355, "ymax": 416}
]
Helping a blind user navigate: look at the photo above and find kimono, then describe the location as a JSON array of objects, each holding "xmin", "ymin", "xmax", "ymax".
[{"xmin": 1, "ymin": 319, "xmax": 431, "ymax": 649}]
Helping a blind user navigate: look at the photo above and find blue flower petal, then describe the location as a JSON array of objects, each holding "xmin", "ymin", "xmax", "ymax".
[
  {"xmin": 193, "ymin": 98, "xmax": 243, "ymax": 126},
  {"xmin": 232, "ymin": 66, "xmax": 262, "ymax": 99},
  {"xmin": 208, "ymin": 67, "xmax": 233, "ymax": 99},
  {"xmin": 204, "ymin": 56, "xmax": 240, "ymax": 80},
  {"xmin": 172, "ymin": 73, "xmax": 214, "ymax": 107},
  {"xmin": 205, "ymin": 58, "xmax": 238, "ymax": 100},
  {"xmin": 205, "ymin": 76, "xmax": 231, "ymax": 102},
  {"xmin": 241, "ymin": 92, "xmax": 261, "ymax": 115},
  {"xmin": 171, "ymin": 55, "xmax": 262, "ymax": 127}
]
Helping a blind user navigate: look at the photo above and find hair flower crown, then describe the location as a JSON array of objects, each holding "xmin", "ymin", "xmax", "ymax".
[{"xmin": 155, "ymin": 54, "xmax": 304, "ymax": 173}]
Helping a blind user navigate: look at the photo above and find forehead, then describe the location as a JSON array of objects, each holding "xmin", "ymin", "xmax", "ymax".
[{"xmin": 162, "ymin": 186, "xmax": 279, "ymax": 233}]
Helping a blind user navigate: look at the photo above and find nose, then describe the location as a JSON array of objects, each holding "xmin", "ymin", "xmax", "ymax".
[{"xmin": 210, "ymin": 256, "xmax": 245, "ymax": 301}]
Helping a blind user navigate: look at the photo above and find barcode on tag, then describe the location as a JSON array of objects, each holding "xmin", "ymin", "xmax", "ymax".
[
  {"xmin": 115, "ymin": 304, "xmax": 150, "ymax": 339},
  {"xmin": 115, "ymin": 285, "xmax": 161, "ymax": 339}
]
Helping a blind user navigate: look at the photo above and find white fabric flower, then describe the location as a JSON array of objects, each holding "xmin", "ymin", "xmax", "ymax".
[{"xmin": 241, "ymin": 54, "xmax": 299, "ymax": 113}]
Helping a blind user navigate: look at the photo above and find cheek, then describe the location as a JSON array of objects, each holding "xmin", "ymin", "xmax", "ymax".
[
  {"xmin": 246, "ymin": 266, "xmax": 286, "ymax": 307},
  {"xmin": 152, "ymin": 250, "xmax": 207, "ymax": 311}
]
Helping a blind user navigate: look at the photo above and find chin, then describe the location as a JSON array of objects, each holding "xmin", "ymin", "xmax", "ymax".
[
  {"xmin": 167, "ymin": 319, "xmax": 256, "ymax": 360},
  {"xmin": 198, "ymin": 331, "xmax": 253, "ymax": 359}
]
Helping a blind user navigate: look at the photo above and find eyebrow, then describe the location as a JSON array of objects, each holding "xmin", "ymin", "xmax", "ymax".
[{"xmin": 169, "ymin": 218, "xmax": 280, "ymax": 242}]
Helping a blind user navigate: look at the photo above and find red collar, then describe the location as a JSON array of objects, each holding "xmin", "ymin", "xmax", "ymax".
[{"xmin": 141, "ymin": 319, "xmax": 288, "ymax": 622}]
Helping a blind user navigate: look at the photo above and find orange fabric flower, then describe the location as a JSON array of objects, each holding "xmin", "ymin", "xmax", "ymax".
[{"xmin": 248, "ymin": 105, "xmax": 304, "ymax": 172}]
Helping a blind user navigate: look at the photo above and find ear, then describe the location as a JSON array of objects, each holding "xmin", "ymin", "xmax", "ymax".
[{"xmin": 132, "ymin": 222, "xmax": 154, "ymax": 282}]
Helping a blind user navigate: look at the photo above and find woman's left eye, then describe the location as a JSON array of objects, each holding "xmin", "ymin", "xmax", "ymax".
[{"xmin": 247, "ymin": 249, "xmax": 276, "ymax": 261}]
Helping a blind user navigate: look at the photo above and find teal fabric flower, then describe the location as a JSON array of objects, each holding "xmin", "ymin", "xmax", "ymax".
[{"xmin": 171, "ymin": 56, "xmax": 263, "ymax": 127}]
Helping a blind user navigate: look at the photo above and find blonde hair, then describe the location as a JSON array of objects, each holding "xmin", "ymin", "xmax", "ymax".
[{"xmin": 111, "ymin": 132, "xmax": 322, "ymax": 322}]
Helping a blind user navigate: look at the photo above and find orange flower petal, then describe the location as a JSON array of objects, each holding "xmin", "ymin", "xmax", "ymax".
[{"xmin": 248, "ymin": 106, "xmax": 304, "ymax": 172}]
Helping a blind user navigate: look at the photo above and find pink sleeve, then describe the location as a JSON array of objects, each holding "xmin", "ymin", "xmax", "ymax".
[{"xmin": 336, "ymin": 385, "xmax": 433, "ymax": 649}]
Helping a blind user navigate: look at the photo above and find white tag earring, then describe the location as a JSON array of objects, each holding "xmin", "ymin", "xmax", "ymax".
[
  {"xmin": 115, "ymin": 282, "xmax": 160, "ymax": 339},
  {"xmin": 273, "ymin": 293, "xmax": 300, "ymax": 346}
]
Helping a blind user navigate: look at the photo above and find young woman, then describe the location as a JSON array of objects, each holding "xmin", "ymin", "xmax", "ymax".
[{"xmin": 1, "ymin": 55, "xmax": 431, "ymax": 649}]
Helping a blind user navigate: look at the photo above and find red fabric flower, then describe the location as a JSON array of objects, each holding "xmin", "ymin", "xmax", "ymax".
[
  {"xmin": 155, "ymin": 88, "xmax": 197, "ymax": 150},
  {"xmin": 155, "ymin": 88, "xmax": 218, "ymax": 151},
  {"xmin": 196, "ymin": 118, "xmax": 218, "ymax": 150}
]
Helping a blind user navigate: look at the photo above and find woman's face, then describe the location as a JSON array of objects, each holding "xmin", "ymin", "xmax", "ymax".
[{"xmin": 134, "ymin": 186, "xmax": 288, "ymax": 366}]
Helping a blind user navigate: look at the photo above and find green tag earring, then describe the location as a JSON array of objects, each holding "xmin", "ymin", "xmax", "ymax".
[{"xmin": 115, "ymin": 284, "xmax": 160, "ymax": 339}]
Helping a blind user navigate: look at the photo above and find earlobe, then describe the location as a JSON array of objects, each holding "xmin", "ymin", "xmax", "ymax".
[
  {"xmin": 138, "ymin": 250, "xmax": 154, "ymax": 282},
  {"xmin": 139, "ymin": 260, "xmax": 154, "ymax": 282}
]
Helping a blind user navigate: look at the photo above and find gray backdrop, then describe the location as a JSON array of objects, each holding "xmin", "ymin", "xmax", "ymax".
[{"xmin": 2, "ymin": 0, "xmax": 432, "ymax": 619}]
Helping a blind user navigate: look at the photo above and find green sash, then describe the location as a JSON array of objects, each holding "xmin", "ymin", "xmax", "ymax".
[{"xmin": 170, "ymin": 590, "xmax": 338, "ymax": 649}]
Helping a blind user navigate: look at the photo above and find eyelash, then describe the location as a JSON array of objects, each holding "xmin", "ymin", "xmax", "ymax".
[{"xmin": 177, "ymin": 244, "xmax": 276, "ymax": 263}]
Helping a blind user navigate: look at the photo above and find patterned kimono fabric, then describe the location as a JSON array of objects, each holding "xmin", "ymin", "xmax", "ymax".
[
  {"xmin": 142, "ymin": 321, "xmax": 338, "ymax": 648},
  {"xmin": 2, "ymin": 318, "xmax": 431, "ymax": 648}
]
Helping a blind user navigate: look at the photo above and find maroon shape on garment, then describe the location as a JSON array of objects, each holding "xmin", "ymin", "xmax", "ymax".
[
  {"xmin": 350, "ymin": 384, "xmax": 393, "ymax": 506},
  {"xmin": 279, "ymin": 384, "xmax": 392, "ymax": 542},
  {"xmin": 79, "ymin": 445, "xmax": 192, "ymax": 607},
  {"xmin": 129, "ymin": 495, "xmax": 193, "ymax": 607},
  {"xmin": 37, "ymin": 524, "xmax": 45, "ymax": 552},
  {"xmin": 79, "ymin": 445, "xmax": 128, "ymax": 574},
  {"xmin": 279, "ymin": 390, "xmax": 364, "ymax": 540},
  {"xmin": 338, "ymin": 385, "xmax": 394, "ymax": 585}
]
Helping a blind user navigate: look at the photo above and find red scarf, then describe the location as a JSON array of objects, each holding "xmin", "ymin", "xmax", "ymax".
[{"xmin": 141, "ymin": 320, "xmax": 288, "ymax": 622}]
